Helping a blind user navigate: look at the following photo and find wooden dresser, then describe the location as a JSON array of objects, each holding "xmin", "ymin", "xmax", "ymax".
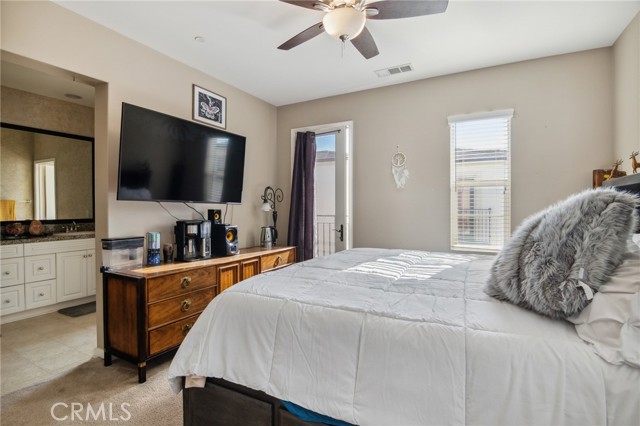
[{"xmin": 103, "ymin": 246, "xmax": 295, "ymax": 382}]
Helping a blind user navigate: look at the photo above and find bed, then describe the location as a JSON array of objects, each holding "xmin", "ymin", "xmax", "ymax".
[{"xmin": 168, "ymin": 186, "xmax": 640, "ymax": 426}]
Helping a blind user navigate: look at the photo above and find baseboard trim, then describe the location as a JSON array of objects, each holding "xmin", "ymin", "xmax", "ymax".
[
  {"xmin": 0, "ymin": 296, "xmax": 96, "ymax": 324},
  {"xmin": 93, "ymin": 346, "xmax": 105, "ymax": 359}
]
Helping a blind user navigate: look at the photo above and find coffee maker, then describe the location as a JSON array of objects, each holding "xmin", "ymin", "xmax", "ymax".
[{"xmin": 175, "ymin": 220, "xmax": 212, "ymax": 261}]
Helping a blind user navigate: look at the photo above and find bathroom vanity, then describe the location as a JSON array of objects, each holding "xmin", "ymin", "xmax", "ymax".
[{"xmin": 0, "ymin": 233, "xmax": 96, "ymax": 321}]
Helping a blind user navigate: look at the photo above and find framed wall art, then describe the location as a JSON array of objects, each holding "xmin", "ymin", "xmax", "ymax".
[{"xmin": 193, "ymin": 84, "xmax": 226, "ymax": 129}]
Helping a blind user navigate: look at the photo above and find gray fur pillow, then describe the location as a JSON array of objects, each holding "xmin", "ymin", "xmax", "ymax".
[{"xmin": 485, "ymin": 188, "xmax": 639, "ymax": 319}]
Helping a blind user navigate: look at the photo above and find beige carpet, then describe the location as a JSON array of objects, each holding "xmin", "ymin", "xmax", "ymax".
[{"xmin": 0, "ymin": 354, "xmax": 182, "ymax": 426}]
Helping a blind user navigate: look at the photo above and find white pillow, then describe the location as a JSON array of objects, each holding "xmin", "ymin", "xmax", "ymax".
[{"xmin": 568, "ymin": 242, "xmax": 640, "ymax": 368}]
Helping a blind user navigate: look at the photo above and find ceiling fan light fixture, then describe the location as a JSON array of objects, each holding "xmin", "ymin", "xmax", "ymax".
[{"xmin": 322, "ymin": 7, "xmax": 366, "ymax": 41}]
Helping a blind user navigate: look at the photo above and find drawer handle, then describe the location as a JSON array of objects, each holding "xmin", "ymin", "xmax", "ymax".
[
  {"xmin": 38, "ymin": 292, "xmax": 45, "ymax": 297},
  {"xmin": 4, "ymin": 299, "xmax": 10, "ymax": 304},
  {"xmin": 181, "ymin": 276, "xmax": 191, "ymax": 289},
  {"xmin": 181, "ymin": 299, "xmax": 192, "ymax": 312},
  {"xmin": 274, "ymin": 256, "xmax": 282, "ymax": 267},
  {"xmin": 3, "ymin": 271, "xmax": 9, "ymax": 275},
  {"xmin": 37, "ymin": 266, "xmax": 44, "ymax": 271},
  {"xmin": 182, "ymin": 323, "xmax": 193, "ymax": 334}
]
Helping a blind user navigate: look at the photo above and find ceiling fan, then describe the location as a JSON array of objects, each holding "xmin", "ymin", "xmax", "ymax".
[{"xmin": 278, "ymin": 0, "xmax": 448, "ymax": 59}]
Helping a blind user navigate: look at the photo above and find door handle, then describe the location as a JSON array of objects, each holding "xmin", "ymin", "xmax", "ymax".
[{"xmin": 335, "ymin": 224, "xmax": 344, "ymax": 242}]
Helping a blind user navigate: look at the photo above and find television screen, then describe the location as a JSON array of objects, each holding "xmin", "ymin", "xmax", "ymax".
[{"xmin": 117, "ymin": 103, "xmax": 246, "ymax": 204}]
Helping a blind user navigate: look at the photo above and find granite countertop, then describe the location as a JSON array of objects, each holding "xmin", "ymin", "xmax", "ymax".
[{"xmin": 0, "ymin": 232, "xmax": 95, "ymax": 245}]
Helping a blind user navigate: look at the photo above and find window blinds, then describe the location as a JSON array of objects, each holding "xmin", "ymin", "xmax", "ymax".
[{"xmin": 449, "ymin": 110, "xmax": 513, "ymax": 252}]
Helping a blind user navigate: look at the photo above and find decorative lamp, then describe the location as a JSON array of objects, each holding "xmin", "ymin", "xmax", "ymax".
[
  {"xmin": 322, "ymin": 7, "xmax": 366, "ymax": 42},
  {"xmin": 260, "ymin": 186, "xmax": 284, "ymax": 243}
]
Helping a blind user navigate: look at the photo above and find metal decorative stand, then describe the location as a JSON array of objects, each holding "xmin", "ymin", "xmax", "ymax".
[{"xmin": 261, "ymin": 186, "xmax": 284, "ymax": 244}]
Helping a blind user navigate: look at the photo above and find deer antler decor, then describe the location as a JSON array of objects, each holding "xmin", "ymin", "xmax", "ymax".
[{"xmin": 630, "ymin": 151, "xmax": 639, "ymax": 174}]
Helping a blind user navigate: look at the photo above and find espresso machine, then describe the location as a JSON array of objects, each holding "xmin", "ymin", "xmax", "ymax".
[{"xmin": 175, "ymin": 220, "xmax": 212, "ymax": 261}]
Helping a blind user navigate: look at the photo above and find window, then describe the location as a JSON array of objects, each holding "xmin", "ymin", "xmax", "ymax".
[{"xmin": 448, "ymin": 110, "xmax": 513, "ymax": 252}]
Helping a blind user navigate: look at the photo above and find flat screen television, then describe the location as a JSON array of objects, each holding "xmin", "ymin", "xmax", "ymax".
[{"xmin": 117, "ymin": 103, "xmax": 246, "ymax": 204}]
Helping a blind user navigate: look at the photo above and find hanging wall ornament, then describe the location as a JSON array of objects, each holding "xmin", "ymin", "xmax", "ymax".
[{"xmin": 391, "ymin": 145, "xmax": 409, "ymax": 189}]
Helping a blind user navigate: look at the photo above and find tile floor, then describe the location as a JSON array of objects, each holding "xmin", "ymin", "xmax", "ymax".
[{"xmin": 0, "ymin": 311, "xmax": 97, "ymax": 395}]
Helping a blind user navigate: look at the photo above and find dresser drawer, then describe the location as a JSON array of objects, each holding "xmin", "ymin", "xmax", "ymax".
[
  {"xmin": 25, "ymin": 254, "xmax": 56, "ymax": 283},
  {"xmin": 261, "ymin": 249, "xmax": 295, "ymax": 272},
  {"xmin": 25, "ymin": 279, "xmax": 56, "ymax": 309},
  {"xmin": 1, "ymin": 285, "xmax": 25, "ymax": 315},
  {"xmin": 148, "ymin": 287, "xmax": 215, "ymax": 329},
  {"xmin": 1, "ymin": 257, "xmax": 24, "ymax": 288},
  {"xmin": 147, "ymin": 267, "xmax": 215, "ymax": 303},
  {"xmin": 148, "ymin": 314, "xmax": 200, "ymax": 355}
]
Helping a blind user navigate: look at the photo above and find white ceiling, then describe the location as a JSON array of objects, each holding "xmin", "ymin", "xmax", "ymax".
[{"xmin": 7, "ymin": 1, "xmax": 640, "ymax": 107}]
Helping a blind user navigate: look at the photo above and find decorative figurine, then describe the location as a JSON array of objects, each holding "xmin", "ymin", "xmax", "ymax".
[
  {"xmin": 607, "ymin": 159, "xmax": 624, "ymax": 180},
  {"xmin": 28, "ymin": 220, "xmax": 43, "ymax": 236},
  {"xmin": 5, "ymin": 223, "xmax": 25, "ymax": 236},
  {"xmin": 630, "ymin": 151, "xmax": 639, "ymax": 174}
]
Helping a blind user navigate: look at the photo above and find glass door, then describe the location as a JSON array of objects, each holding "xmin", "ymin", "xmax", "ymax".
[{"xmin": 292, "ymin": 122, "xmax": 352, "ymax": 257}]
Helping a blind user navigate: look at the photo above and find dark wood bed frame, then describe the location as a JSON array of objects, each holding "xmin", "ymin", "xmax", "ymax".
[{"xmin": 183, "ymin": 377, "xmax": 333, "ymax": 426}]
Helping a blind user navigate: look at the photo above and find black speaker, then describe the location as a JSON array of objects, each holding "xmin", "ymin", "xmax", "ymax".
[
  {"xmin": 212, "ymin": 224, "xmax": 238, "ymax": 256},
  {"xmin": 208, "ymin": 209, "xmax": 222, "ymax": 225}
]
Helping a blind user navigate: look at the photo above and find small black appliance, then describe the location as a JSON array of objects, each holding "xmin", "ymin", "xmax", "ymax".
[{"xmin": 175, "ymin": 220, "xmax": 212, "ymax": 261}]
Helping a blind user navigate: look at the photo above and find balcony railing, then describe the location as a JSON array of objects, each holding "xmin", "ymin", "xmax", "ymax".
[
  {"xmin": 457, "ymin": 208, "xmax": 492, "ymax": 245},
  {"xmin": 316, "ymin": 214, "xmax": 335, "ymax": 257}
]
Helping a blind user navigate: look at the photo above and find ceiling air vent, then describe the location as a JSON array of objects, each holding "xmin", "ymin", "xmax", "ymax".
[{"xmin": 375, "ymin": 63, "xmax": 414, "ymax": 78}]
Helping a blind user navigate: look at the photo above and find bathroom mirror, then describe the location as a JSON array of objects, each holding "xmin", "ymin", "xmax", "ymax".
[{"xmin": 0, "ymin": 123, "xmax": 94, "ymax": 223}]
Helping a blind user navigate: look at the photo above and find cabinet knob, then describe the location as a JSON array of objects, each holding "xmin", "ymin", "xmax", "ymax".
[
  {"xmin": 38, "ymin": 292, "xmax": 45, "ymax": 297},
  {"xmin": 182, "ymin": 323, "xmax": 193, "ymax": 334},
  {"xmin": 3, "ymin": 271, "xmax": 9, "ymax": 275},
  {"xmin": 37, "ymin": 266, "xmax": 44, "ymax": 271},
  {"xmin": 180, "ymin": 299, "xmax": 192, "ymax": 312},
  {"xmin": 3, "ymin": 300, "xmax": 10, "ymax": 304},
  {"xmin": 181, "ymin": 276, "xmax": 191, "ymax": 289},
  {"xmin": 87, "ymin": 253, "xmax": 93, "ymax": 258}
]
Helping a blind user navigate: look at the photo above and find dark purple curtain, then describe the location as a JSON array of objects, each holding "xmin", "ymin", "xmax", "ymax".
[{"xmin": 287, "ymin": 131, "xmax": 316, "ymax": 262}]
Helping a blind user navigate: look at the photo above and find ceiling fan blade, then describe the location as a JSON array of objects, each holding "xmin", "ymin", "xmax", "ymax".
[
  {"xmin": 351, "ymin": 27, "xmax": 379, "ymax": 59},
  {"xmin": 279, "ymin": 0, "xmax": 329, "ymax": 11},
  {"xmin": 365, "ymin": 0, "xmax": 448, "ymax": 20},
  {"xmin": 278, "ymin": 22, "xmax": 325, "ymax": 50}
]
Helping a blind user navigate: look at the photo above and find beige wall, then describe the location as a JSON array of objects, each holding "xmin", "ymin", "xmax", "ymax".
[
  {"xmin": 0, "ymin": 128, "xmax": 34, "ymax": 220},
  {"xmin": 613, "ymin": 12, "xmax": 640, "ymax": 167},
  {"xmin": 1, "ymin": 86, "xmax": 95, "ymax": 137},
  {"xmin": 33, "ymin": 134, "xmax": 93, "ymax": 219},
  {"xmin": 277, "ymin": 49, "xmax": 614, "ymax": 251},
  {"xmin": 1, "ymin": 1, "xmax": 277, "ymax": 348}
]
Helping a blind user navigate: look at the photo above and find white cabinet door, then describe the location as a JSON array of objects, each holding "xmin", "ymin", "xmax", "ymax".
[
  {"xmin": 1, "ymin": 285, "xmax": 25, "ymax": 315},
  {"xmin": 25, "ymin": 279, "xmax": 56, "ymax": 309},
  {"xmin": 25, "ymin": 254, "xmax": 56, "ymax": 283},
  {"xmin": 56, "ymin": 250, "xmax": 88, "ymax": 302},
  {"xmin": 1, "ymin": 257, "xmax": 24, "ymax": 288}
]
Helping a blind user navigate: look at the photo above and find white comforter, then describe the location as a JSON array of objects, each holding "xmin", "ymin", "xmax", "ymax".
[{"xmin": 168, "ymin": 249, "xmax": 640, "ymax": 425}]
